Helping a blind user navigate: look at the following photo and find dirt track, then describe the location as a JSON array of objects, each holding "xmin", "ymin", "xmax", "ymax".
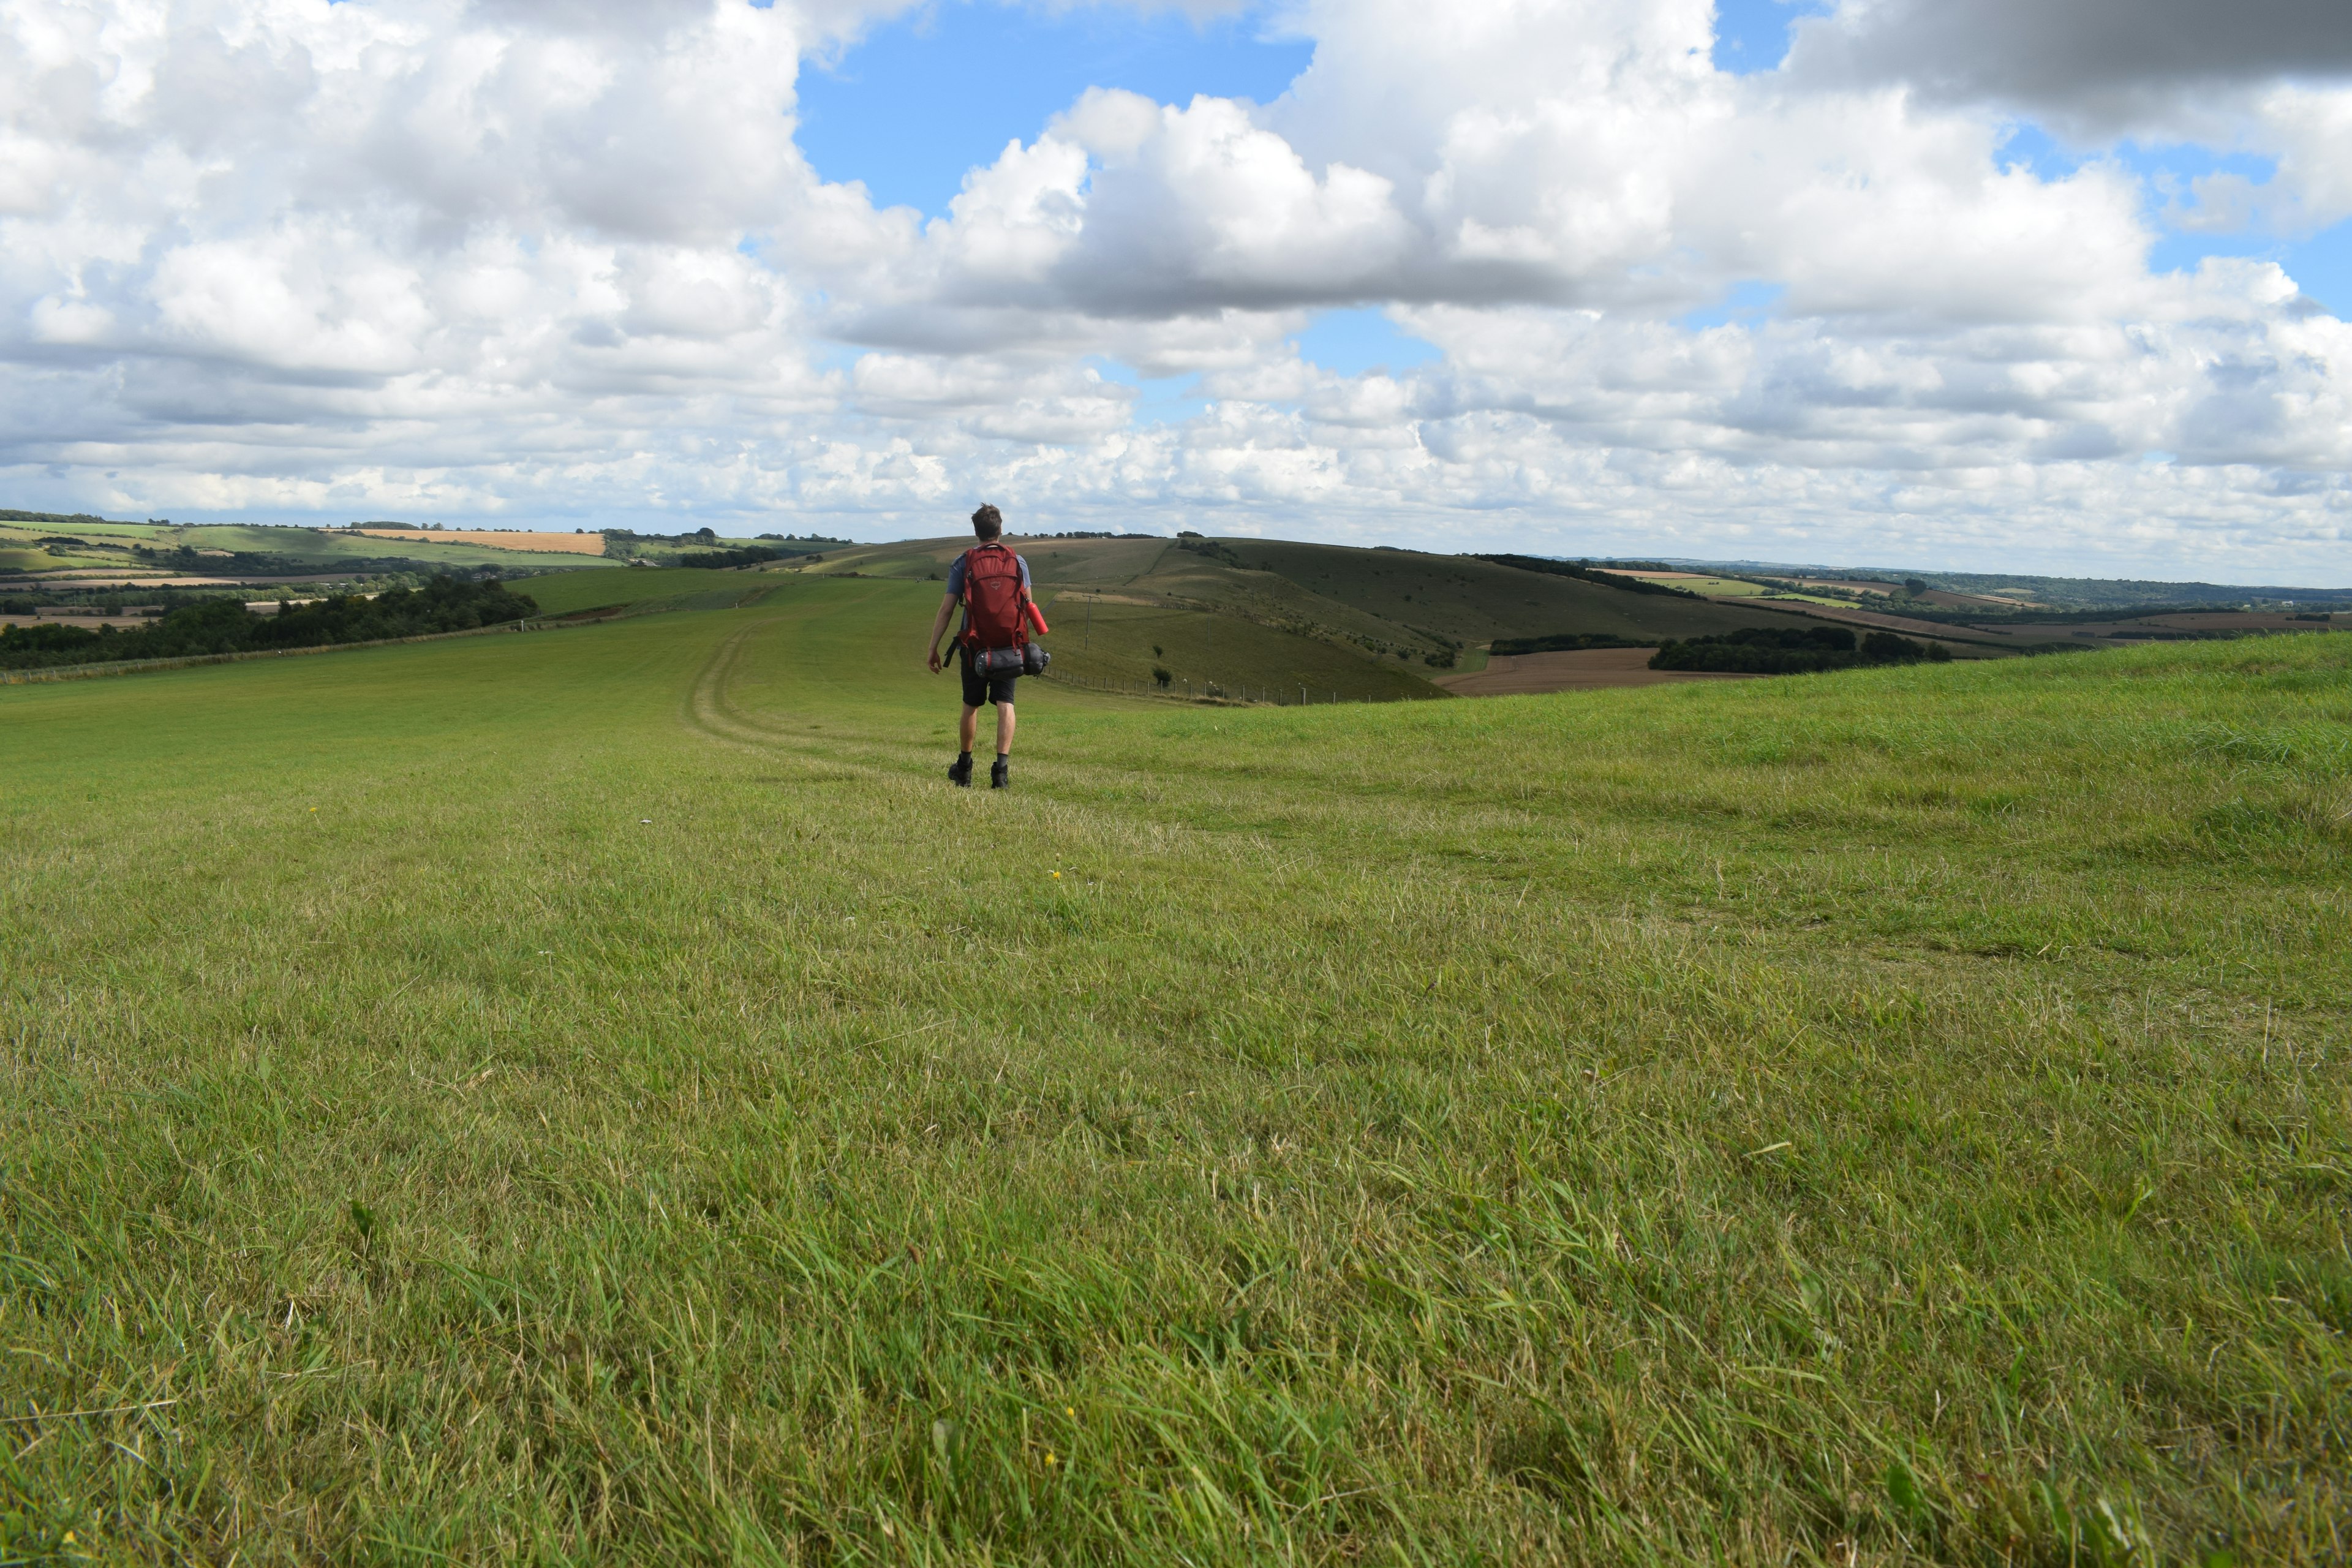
[{"xmin": 1434, "ymin": 647, "xmax": 1760, "ymax": 696}]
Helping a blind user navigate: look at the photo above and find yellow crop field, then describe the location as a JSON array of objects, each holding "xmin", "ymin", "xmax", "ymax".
[{"xmin": 354, "ymin": 529, "xmax": 609, "ymax": 555}]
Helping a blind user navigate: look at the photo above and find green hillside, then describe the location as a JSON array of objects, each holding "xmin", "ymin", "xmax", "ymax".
[
  {"xmin": 827, "ymin": 533, "xmax": 1803, "ymax": 644},
  {"xmin": 2, "ymin": 591, "xmax": 2344, "ymax": 1563},
  {"xmin": 521, "ymin": 565, "xmax": 797, "ymax": 617},
  {"xmin": 529, "ymin": 551, "xmax": 1440, "ymax": 701},
  {"xmin": 1041, "ymin": 594, "xmax": 1439, "ymax": 701},
  {"xmin": 805, "ymin": 533, "xmax": 1823, "ymax": 699},
  {"xmin": 1213, "ymin": 540, "xmax": 1801, "ymax": 644},
  {"xmin": 0, "ymin": 518, "xmax": 162, "ymax": 573},
  {"xmin": 171, "ymin": 524, "xmax": 604, "ymax": 571}
]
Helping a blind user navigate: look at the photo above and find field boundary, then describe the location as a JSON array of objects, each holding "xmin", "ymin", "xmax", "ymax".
[
  {"xmin": 0, "ymin": 617, "xmax": 565, "ymax": 686},
  {"xmin": 1039, "ymin": 668, "xmax": 1264, "ymax": 704}
]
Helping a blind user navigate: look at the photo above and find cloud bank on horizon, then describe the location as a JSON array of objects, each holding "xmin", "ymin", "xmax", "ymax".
[{"xmin": 2, "ymin": 0, "xmax": 2349, "ymax": 577}]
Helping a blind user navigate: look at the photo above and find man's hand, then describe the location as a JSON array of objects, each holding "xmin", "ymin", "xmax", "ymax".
[{"xmin": 925, "ymin": 592, "xmax": 958, "ymax": 674}]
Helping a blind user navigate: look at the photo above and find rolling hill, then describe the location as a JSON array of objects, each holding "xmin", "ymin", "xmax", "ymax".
[{"xmin": 794, "ymin": 533, "xmax": 1842, "ymax": 699}]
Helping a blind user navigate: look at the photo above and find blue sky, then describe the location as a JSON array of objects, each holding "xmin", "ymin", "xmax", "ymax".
[
  {"xmin": 794, "ymin": 2, "xmax": 1312, "ymax": 215},
  {"xmin": 1709, "ymin": 0, "xmax": 1830, "ymax": 76}
]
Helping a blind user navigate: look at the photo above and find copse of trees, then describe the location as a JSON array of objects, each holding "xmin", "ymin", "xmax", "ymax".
[
  {"xmin": 1649, "ymin": 625, "xmax": 1951, "ymax": 674},
  {"xmin": 0, "ymin": 576, "xmax": 537, "ymax": 670},
  {"xmin": 598, "ymin": 529, "xmax": 842, "ymax": 562},
  {"xmin": 673, "ymin": 545, "xmax": 785, "ymax": 570},
  {"xmin": 1489, "ymin": 631, "xmax": 1648, "ymax": 655},
  {"xmin": 1175, "ymin": 538, "xmax": 1245, "ymax": 567},
  {"xmin": 603, "ymin": 527, "xmax": 718, "ymax": 546}
]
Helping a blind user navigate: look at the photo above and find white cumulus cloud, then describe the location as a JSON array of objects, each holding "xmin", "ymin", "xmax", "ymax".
[{"xmin": 0, "ymin": 0, "xmax": 2347, "ymax": 578}]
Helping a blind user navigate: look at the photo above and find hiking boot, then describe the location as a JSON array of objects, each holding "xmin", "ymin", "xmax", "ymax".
[
  {"xmin": 948, "ymin": 754, "xmax": 973, "ymax": 788},
  {"xmin": 990, "ymin": 757, "xmax": 1011, "ymax": 790}
]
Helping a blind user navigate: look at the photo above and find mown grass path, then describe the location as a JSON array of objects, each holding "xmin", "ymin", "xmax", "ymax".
[{"xmin": 2, "ymin": 589, "xmax": 2346, "ymax": 1564}]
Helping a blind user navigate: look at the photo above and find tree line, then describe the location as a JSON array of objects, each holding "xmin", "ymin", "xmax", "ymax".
[
  {"xmin": 1489, "ymin": 631, "xmax": 1647, "ymax": 655},
  {"xmin": 673, "ymin": 545, "xmax": 790, "ymax": 570},
  {"xmin": 1477, "ymin": 555, "xmax": 1706, "ymax": 599},
  {"xmin": 1649, "ymin": 625, "xmax": 1951, "ymax": 674},
  {"xmin": 0, "ymin": 577, "xmax": 538, "ymax": 670}
]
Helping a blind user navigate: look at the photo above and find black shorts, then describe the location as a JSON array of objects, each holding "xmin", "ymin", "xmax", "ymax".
[{"xmin": 960, "ymin": 649, "xmax": 1019, "ymax": 709}]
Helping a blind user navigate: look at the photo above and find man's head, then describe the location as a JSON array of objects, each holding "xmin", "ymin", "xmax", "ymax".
[{"xmin": 970, "ymin": 503, "xmax": 1003, "ymax": 540}]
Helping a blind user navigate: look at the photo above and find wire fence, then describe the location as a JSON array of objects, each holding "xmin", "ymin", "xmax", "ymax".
[{"xmin": 1040, "ymin": 669, "xmax": 1347, "ymax": 706}]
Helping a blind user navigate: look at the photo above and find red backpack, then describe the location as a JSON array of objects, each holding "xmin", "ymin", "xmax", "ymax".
[{"xmin": 958, "ymin": 542, "xmax": 1030, "ymax": 651}]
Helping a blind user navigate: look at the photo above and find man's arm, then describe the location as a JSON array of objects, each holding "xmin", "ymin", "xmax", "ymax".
[{"xmin": 924, "ymin": 593, "xmax": 957, "ymax": 672}]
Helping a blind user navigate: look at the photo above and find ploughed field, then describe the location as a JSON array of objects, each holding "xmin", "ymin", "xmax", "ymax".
[{"xmin": 2, "ymin": 579, "xmax": 2346, "ymax": 1565}]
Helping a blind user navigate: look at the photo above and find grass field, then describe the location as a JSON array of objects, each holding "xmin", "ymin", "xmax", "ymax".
[
  {"xmin": 521, "ymin": 566, "xmax": 799, "ymax": 619},
  {"xmin": 1040, "ymin": 595, "xmax": 1440, "ymax": 702},
  {"xmin": 2, "ymin": 587, "xmax": 2347, "ymax": 1564}
]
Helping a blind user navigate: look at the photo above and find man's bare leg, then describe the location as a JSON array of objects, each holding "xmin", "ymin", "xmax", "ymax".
[
  {"xmin": 960, "ymin": 704, "xmax": 981, "ymax": 752},
  {"xmin": 988, "ymin": 703, "xmax": 1017, "ymax": 787}
]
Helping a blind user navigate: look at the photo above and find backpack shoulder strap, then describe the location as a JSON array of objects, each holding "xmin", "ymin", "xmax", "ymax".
[{"xmin": 954, "ymin": 547, "xmax": 976, "ymax": 647}]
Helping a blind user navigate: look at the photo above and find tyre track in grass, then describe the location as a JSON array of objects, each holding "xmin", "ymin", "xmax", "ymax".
[
  {"xmin": 681, "ymin": 603, "xmax": 1457, "ymax": 876},
  {"xmin": 679, "ymin": 605, "xmax": 1424, "ymax": 854},
  {"xmin": 684, "ymin": 610, "xmax": 1139, "ymax": 788},
  {"xmin": 681, "ymin": 616, "xmax": 876, "ymax": 781},
  {"xmin": 679, "ymin": 612, "xmax": 1303, "ymax": 869},
  {"xmin": 684, "ymin": 615, "xmax": 970, "ymax": 799},
  {"xmin": 680, "ymin": 617, "xmax": 778, "ymax": 752}
]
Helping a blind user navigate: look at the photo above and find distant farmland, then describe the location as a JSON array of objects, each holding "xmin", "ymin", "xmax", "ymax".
[{"xmin": 354, "ymin": 527, "xmax": 609, "ymax": 554}]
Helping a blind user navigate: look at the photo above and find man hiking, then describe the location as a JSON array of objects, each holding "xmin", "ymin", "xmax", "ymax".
[{"xmin": 924, "ymin": 503, "xmax": 1044, "ymax": 788}]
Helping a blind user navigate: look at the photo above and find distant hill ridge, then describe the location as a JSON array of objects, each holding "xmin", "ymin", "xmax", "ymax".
[
  {"xmin": 1, "ymin": 508, "xmax": 123, "ymax": 526},
  {"xmin": 1618, "ymin": 558, "xmax": 2352, "ymax": 611}
]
